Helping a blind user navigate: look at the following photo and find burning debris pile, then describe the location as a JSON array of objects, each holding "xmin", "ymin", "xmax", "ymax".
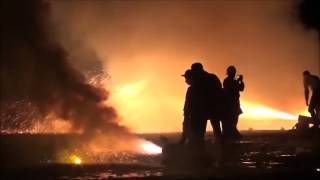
[
  {"xmin": 1, "ymin": 0, "xmax": 118, "ymax": 134},
  {"xmin": 1, "ymin": 0, "xmax": 119, "ymax": 133},
  {"xmin": 0, "ymin": 0, "xmax": 161, "ymax": 161}
]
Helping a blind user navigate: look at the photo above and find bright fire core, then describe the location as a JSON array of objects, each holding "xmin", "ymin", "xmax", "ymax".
[
  {"xmin": 241, "ymin": 101, "xmax": 298, "ymax": 120},
  {"xmin": 70, "ymin": 155, "xmax": 82, "ymax": 165},
  {"xmin": 141, "ymin": 141, "xmax": 162, "ymax": 155}
]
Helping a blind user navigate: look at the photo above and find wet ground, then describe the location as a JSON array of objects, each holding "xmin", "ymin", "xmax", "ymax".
[{"xmin": 1, "ymin": 130, "xmax": 320, "ymax": 179}]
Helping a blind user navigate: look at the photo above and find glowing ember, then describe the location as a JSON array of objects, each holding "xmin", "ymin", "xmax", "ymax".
[
  {"xmin": 141, "ymin": 141, "xmax": 162, "ymax": 154},
  {"xmin": 70, "ymin": 155, "xmax": 82, "ymax": 165}
]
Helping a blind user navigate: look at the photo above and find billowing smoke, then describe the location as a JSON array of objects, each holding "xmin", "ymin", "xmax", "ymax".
[
  {"xmin": 298, "ymin": 0, "xmax": 319, "ymax": 73},
  {"xmin": 299, "ymin": 0, "xmax": 320, "ymax": 31},
  {"xmin": 0, "ymin": 0, "xmax": 126, "ymax": 136}
]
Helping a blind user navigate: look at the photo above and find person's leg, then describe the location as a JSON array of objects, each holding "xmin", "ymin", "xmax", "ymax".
[
  {"xmin": 189, "ymin": 118, "xmax": 197, "ymax": 146},
  {"xmin": 179, "ymin": 117, "xmax": 188, "ymax": 144},
  {"xmin": 229, "ymin": 114, "xmax": 241, "ymax": 139},
  {"xmin": 221, "ymin": 118, "xmax": 228, "ymax": 138},
  {"xmin": 309, "ymin": 90, "xmax": 320, "ymax": 127},
  {"xmin": 198, "ymin": 117, "xmax": 207, "ymax": 146},
  {"xmin": 308, "ymin": 106, "xmax": 316, "ymax": 123},
  {"xmin": 309, "ymin": 94, "xmax": 317, "ymax": 123},
  {"xmin": 233, "ymin": 115, "xmax": 241, "ymax": 139},
  {"xmin": 316, "ymin": 106, "xmax": 320, "ymax": 127},
  {"xmin": 222, "ymin": 114, "xmax": 232, "ymax": 139},
  {"xmin": 315, "ymin": 90, "xmax": 320, "ymax": 125},
  {"xmin": 189, "ymin": 116, "xmax": 206, "ymax": 147},
  {"xmin": 210, "ymin": 118, "xmax": 222, "ymax": 139}
]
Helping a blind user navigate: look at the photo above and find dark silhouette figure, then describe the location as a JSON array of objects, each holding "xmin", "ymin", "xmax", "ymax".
[
  {"xmin": 180, "ymin": 69, "xmax": 194, "ymax": 144},
  {"xmin": 223, "ymin": 66, "xmax": 244, "ymax": 139},
  {"xmin": 179, "ymin": 67, "xmax": 205, "ymax": 147},
  {"xmin": 303, "ymin": 70, "xmax": 320, "ymax": 126},
  {"xmin": 190, "ymin": 63, "xmax": 223, "ymax": 143}
]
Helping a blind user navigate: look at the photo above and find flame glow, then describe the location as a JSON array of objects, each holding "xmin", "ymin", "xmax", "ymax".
[
  {"xmin": 241, "ymin": 102, "xmax": 297, "ymax": 120},
  {"xmin": 140, "ymin": 141, "xmax": 162, "ymax": 155},
  {"xmin": 70, "ymin": 155, "xmax": 82, "ymax": 165}
]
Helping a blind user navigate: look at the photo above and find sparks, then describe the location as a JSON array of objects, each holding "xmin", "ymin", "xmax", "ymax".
[{"xmin": 141, "ymin": 141, "xmax": 162, "ymax": 155}]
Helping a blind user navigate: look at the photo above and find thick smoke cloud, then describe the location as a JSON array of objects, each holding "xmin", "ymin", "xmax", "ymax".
[
  {"xmin": 299, "ymin": 0, "xmax": 320, "ymax": 31},
  {"xmin": 298, "ymin": 0, "xmax": 320, "ymax": 77},
  {"xmin": 0, "ymin": 0, "xmax": 125, "ymax": 135}
]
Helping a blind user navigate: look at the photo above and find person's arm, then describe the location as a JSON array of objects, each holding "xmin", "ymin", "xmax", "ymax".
[
  {"xmin": 239, "ymin": 82, "xmax": 244, "ymax": 92},
  {"xmin": 216, "ymin": 76, "xmax": 222, "ymax": 89},
  {"xmin": 237, "ymin": 75, "xmax": 244, "ymax": 91},
  {"xmin": 304, "ymin": 80, "xmax": 309, "ymax": 106},
  {"xmin": 238, "ymin": 75, "xmax": 244, "ymax": 92},
  {"xmin": 183, "ymin": 87, "xmax": 191, "ymax": 117}
]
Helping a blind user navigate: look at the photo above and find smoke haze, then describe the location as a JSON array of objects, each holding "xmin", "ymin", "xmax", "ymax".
[
  {"xmin": 48, "ymin": 0, "xmax": 318, "ymax": 132},
  {"xmin": 1, "ymin": 0, "xmax": 319, "ymax": 133}
]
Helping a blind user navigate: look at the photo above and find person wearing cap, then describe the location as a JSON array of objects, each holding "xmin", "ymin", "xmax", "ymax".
[
  {"xmin": 223, "ymin": 65, "xmax": 244, "ymax": 140},
  {"xmin": 303, "ymin": 70, "xmax": 320, "ymax": 126},
  {"xmin": 180, "ymin": 69, "xmax": 194, "ymax": 144},
  {"xmin": 190, "ymin": 62, "xmax": 223, "ymax": 143}
]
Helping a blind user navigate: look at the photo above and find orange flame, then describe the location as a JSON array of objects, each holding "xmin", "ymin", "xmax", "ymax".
[{"xmin": 241, "ymin": 101, "xmax": 297, "ymax": 120}]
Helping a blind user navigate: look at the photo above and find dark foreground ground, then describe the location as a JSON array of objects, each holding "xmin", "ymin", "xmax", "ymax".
[{"xmin": 1, "ymin": 130, "xmax": 320, "ymax": 179}]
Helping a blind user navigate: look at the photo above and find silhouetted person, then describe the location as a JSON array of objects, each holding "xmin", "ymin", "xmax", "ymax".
[
  {"xmin": 191, "ymin": 63, "xmax": 223, "ymax": 143},
  {"xmin": 223, "ymin": 66, "xmax": 244, "ymax": 139},
  {"xmin": 180, "ymin": 69, "xmax": 194, "ymax": 144},
  {"xmin": 303, "ymin": 70, "xmax": 320, "ymax": 126}
]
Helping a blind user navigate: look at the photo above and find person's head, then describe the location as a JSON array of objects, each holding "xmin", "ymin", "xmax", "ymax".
[
  {"xmin": 303, "ymin": 70, "xmax": 311, "ymax": 77},
  {"xmin": 227, "ymin": 65, "xmax": 236, "ymax": 78},
  {"xmin": 182, "ymin": 69, "xmax": 193, "ymax": 85},
  {"xmin": 191, "ymin": 62, "xmax": 204, "ymax": 73}
]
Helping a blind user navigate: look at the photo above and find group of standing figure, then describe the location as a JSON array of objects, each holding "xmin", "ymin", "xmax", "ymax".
[{"xmin": 180, "ymin": 62, "xmax": 245, "ymax": 146}]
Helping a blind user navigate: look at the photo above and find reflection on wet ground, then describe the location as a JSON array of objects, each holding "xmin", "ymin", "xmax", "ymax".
[
  {"xmin": 57, "ymin": 164, "xmax": 163, "ymax": 179},
  {"xmin": 2, "ymin": 131, "xmax": 320, "ymax": 179}
]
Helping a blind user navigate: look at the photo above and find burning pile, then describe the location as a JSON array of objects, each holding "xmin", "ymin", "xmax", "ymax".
[{"xmin": 0, "ymin": 0, "xmax": 161, "ymax": 162}]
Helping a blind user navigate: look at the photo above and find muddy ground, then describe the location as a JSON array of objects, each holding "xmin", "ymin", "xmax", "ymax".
[{"xmin": 1, "ymin": 130, "xmax": 320, "ymax": 179}]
